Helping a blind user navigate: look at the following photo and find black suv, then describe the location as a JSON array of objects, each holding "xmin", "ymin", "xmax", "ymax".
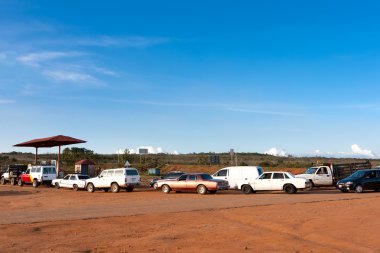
[
  {"xmin": 149, "ymin": 171, "xmax": 185, "ymax": 189},
  {"xmin": 337, "ymin": 169, "xmax": 380, "ymax": 193},
  {"xmin": 0, "ymin": 164, "xmax": 28, "ymax": 185}
]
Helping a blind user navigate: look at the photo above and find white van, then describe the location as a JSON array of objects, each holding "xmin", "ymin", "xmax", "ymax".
[
  {"xmin": 212, "ymin": 166, "xmax": 264, "ymax": 190},
  {"xmin": 85, "ymin": 168, "xmax": 140, "ymax": 193}
]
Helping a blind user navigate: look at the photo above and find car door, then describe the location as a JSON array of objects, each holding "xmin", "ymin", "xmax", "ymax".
[
  {"xmin": 271, "ymin": 173, "xmax": 286, "ymax": 190},
  {"xmin": 60, "ymin": 175, "xmax": 70, "ymax": 187},
  {"xmin": 362, "ymin": 171, "xmax": 377, "ymax": 190},
  {"xmin": 173, "ymin": 174, "xmax": 188, "ymax": 191},
  {"xmin": 254, "ymin": 173, "xmax": 272, "ymax": 190},
  {"xmin": 314, "ymin": 167, "xmax": 331, "ymax": 185},
  {"xmin": 186, "ymin": 175, "xmax": 198, "ymax": 191},
  {"xmin": 213, "ymin": 169, "xmax": 229, "ymax": 180},
  {"xmin": 22, "ymin": 169, "xmax": 32, "ymax": 183}
]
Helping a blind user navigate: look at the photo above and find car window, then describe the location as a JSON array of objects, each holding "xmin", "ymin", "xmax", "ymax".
[
  {"xmin": 126, "ymin": 169, "xmax": 139, "ymax": 176},
  {"xmin": 284, "ymin": 173, "xmax": 290, "ymax": 179},
  {"xmin": 215, "ymin": 169, "xmax": 228, "ymax": 177},
  {"xmin": 31, "ymin": 168, "xmax": 36, "ymax": 173},
  {"xmin": 114, "ymin": 170, "xmax": 124, "ymax": 176},
  {"xmin": 188, "ymin": 175, "xmax": 197, "ymax": 181},
  {"xmin": 100, "ymin": 171, "xmax": 107, "ymax": 177},
  {"xmin": 200, "ymin": 174, "xmax": 213, "ymax": 180},
  {"xmin": 69, "ymin": 175, "xmax": 76, "ymax": 180},
  {"xmin": 26, "ymin": 169, "xmax": 30, "ymax": 175},
  {"xmin": 273, "ymin": 173, "xmax": 284, "ymax": 179},
  {"xmin": 63, "ymin": 175, "xmax": 70, "ymax": 180},
  {"xmin": 49, "ymin": 167, "xmax": 56, "ymax": 174},
  {"xmin": 259, "ymin": 173, "xmax": 272, "ymax": 179},
  {"xmin": 78, "ymin": 175, "xmax": 90, "ymax": 180},
  {"xmin": 178, "ymin": 175, "xmax": 187, "ymax": 181},
  {"xmin": 43, "ymin": 167, "xmax": 48, "ymax": 174},
  {"xmin": 107, "ymin": 170, "xmax": 114, "ymax": 177},
  {"xmin": 36, "ymin": 168, "xmax": 41, "ymax": 173},
  {"xmin": 376, "ymin": 170, "xmax": 380, "ymax": 178}
]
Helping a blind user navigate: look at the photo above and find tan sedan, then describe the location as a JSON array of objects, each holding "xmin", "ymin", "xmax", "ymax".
[{"xmin": 156, "ymin": 173, "xmax": 229, "ymax": 194}]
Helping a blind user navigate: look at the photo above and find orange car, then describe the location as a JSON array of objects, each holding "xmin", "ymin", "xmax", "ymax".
[{"xmin": 157, "ymin": 173, "xmax": 229, "ymax": 194}]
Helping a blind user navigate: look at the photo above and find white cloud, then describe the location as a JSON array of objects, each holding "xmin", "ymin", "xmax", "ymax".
[
  {"xmin": 0, "ymin": 52, "xmax": 7, "ymax": 62},
  {"xmin": 122, "ymin": 146, "xmax": 179, "ymax": 155},
  {"xmin": 18, "ymin": 51, "xmax": 83, "ymax": 67},
  {"xmin": 351, "ymin": 144, "xmax": 376, "ymax": 158},
  {"xmin": 44, "ymin": 70, "xmax": 97, "ymax": 82},
  {"xmin": 265, "ymin": 147, "xmax": 288, "ymax": 157},
  {"xmin": 0, "ymin": 99, "xmax": 15, "ymax": 104},
  {"xmin": 76, "ymin": 36, "xmax": 169, "ymax": 48}
]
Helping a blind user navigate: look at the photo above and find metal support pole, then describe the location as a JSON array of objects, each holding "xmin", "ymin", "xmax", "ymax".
[{"xmin": 35, "ymin": 147, "xmax": 38, "ymax": 165}]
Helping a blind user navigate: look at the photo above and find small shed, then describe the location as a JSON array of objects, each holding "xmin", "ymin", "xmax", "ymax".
[
  {"xmin": 148, "ymin": 168, "xmax": 161, "ymax": 176},
  {"xmin": 75, "ymin": 159, "xmax": 96, "ymax": 177}
]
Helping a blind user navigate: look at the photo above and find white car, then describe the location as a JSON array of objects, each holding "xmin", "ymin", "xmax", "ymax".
[
  {"xmin": 212, "ymin": 166, "xmax": 264, "ymax": 190},
  {"xmin": 52, "ymin": 174, "xmax": 90, "ymax": 191},
  {"xmin": 239, "ymin": 171, "xmax": 311, "ymax": 194},
  {"xmin": 18, "ymin": 165, "xmax": 57, "ymax": 187},
  {"xmin": 85, "ymin": 168, "xmax": 140, "ymax": 193}
]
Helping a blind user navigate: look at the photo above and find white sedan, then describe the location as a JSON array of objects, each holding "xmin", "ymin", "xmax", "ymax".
[
  {"xmin": 52, "ymin": 174, "xmax": 90, "ymax": 191},
  {"xmin": 240, "ymin": 171, "xmax": 311, "ymax": 194}
]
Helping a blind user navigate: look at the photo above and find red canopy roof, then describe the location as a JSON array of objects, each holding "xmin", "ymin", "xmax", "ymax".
[{"xmin": 14, "ymin": 135, "xmax": 86, "ymax": 148}]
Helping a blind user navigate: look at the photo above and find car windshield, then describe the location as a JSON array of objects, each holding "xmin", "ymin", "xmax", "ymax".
[
  {"xmin": 200, "ymin": 174, "xmax": 213, "ymax": 180},
  {"xmin": 126, "ymin": 170, "xmax": 138, "ymax": 176},
  {"xmin": 348, "ymin": 170, "xmax": 368, "ymax": 179},
  {"xmin": 286, "ymin": 173, "xmax": 295, "ymax": 178},
  {"xmin": 305, "ymin": 167, "xmax": 318, "ymax": 174}
]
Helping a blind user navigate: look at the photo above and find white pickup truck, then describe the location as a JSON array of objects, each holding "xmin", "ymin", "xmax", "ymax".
[
  {"xmin": 239, "ymin": 171, "xmax": 311, "ymax": 194},
  {"xmin": 296, "ymin": 161, "xmax": 371, "ymax": 187}
]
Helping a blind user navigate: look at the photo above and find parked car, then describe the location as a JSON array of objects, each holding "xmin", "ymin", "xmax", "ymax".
[
  {"xmin": 18, "ymin": 165, "xmax": 57, "ymax": 187},
  {"xmin": 239, "ymin": 171, "xmax": 311, "ymax": 194},
  {"xmin": 52, "ymin": 174, "xmax": 90, "ymax": 191},
  {"xmin": 150, "ymin": 171, "xmax": 185, "ymax": 190},
  {"xmin": 85, "ymin": 168, "xmax": 140, "ymax": 193},
  {"xmin": 1, "ymin": 164, "xmax": 28, "ymax": 185},
  {"xmin": 157, "ymin": 173, "xmax": 229, "ymax": 195},
  {"xmin": 337, "ymin": 169, "xmax": 380, "ymax": 193},
  {"xmin": 212, "ymin": 166, "xmax": 264, "ymax": 190}
]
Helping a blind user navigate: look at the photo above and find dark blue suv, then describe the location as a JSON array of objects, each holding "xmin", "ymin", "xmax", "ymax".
[{"xmin": 337, "ymin": 169, "xmax": 380, "ymax": 193}]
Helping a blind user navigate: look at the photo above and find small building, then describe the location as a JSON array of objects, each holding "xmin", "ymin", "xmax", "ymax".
[{"xmin": 75, "ymin": 159, "xmax": 96, "ymax": 177}]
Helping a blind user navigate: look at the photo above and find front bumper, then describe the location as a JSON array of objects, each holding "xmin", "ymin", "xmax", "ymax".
[
  {"xmin": 217, "ymin": 185, "xmax": 229, "ymax": 190},
  {"xmin": 337, "ymin": 183, "xmax": 353, "ymax": 191}
]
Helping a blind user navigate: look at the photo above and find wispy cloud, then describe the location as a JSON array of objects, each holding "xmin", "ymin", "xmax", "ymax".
[
  {"xmin": 91, "ymin": 66, "xmax": 117, "ymax": 76},
  {"xmin": 76, "ymin": 36, "xmax": 170, "ymax": 48},
  {"xmin": 0, "ymin": 52, "xmax": 7, "ymax": 62},
  {"xmin": 0, "ymin": 98, "xmax": 15, "ymax": 104},
  {"xmin": 228, "ymin": 107, "xmax": 305, "ymax": 116},
  {"xmin": 312, "ymin": 144, "xmax": 377, "ymax": 158},
  {"xmin": 18, "ymin": 51, "xmax": 84, "ymax": 67},
  {"xmin": 44, "ymin": 70, "xmax": 97, "ymax": 83}
]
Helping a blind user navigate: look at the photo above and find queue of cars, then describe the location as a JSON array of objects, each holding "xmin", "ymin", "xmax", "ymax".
[{"xmin": 1, "ymin": 163, "xmax": 380, "ymax": 195}]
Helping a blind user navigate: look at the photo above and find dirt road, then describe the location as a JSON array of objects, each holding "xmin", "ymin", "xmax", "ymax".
[{"xmin": 0, "ymin": 185, "xmax": 379, "ymax": 252}]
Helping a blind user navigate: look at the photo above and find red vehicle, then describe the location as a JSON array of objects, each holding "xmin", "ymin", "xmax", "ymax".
[{"xmin": 156, "ymin": 173, "xmax": 229, "ymax": 194}]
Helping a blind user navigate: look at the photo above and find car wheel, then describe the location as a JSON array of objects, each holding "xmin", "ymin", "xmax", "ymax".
[
  {"xmin": 209, "ymin": 190, "xmax": 217, "ymax": 194},
  {"xmin": 0, "ymin": 177, "xmax": 6, "ymax": 185},
  {"xmin": 18, "ymin": 179, "xmax": 23, "ymax": 186},
  {"xmin": 197, "ymin": 184, "xmax": 207, "ymax": 195},
  {"xmin": 87, "ymin": 183, "xmax": 95, "ymax": 193},
  {"xmin": 126, "ymin": 186, "xmax": 134, "ymax": 192},
  {"xmin": 111, "ymin": 183, "xmax": 120, "ymax": 193},
  {"xmin": 153, "ymin": 182, "xmax": 159, "ymax": 190},
  {"xmin": 284, "ymin": 184, "xmax": 296, "ymax": 194},
  {"xmin": 73, "ymin": 184, "xmax": 79, "ymax": 191},
  {"xmin": 32, "ymin": 179, "xmax": 39, "ymax": 188},
  {"xmin": 341, "ymin": 189, "xmax": 349, "ymax": 193},
  {"xmin": 162, "ymin": 184, "xmax": 171, "ymax": 194},
  {"xmin": 241, "ymin": 184, "xmax": 253, "ymax": 194},
  {"xmin": 355, "ymin": 185, "xmax": 364, "ymax": 193},
  {"xmin": 10, "ymin": 177, "xmax": 16, "ymax": 186},
  {"xmin": 55, "ymin": 182, "xmax": 60, "ymax": 189}
]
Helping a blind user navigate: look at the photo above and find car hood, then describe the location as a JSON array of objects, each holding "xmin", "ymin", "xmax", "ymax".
[{"xmin": 338, "ymin": 177, "xmax": 358, "ymax": 184}]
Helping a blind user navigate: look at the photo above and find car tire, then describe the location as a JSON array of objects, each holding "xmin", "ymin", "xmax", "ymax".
[
  {"xmin": 241, "ymin": 184, "xmax": 253, "ymax": 194},
  {"xmin": 10, "ymin": 177, "xmax": 16, "ymax": 186},
  {"xmin": 284, "ymin": 184, "xmax": 296, "ymax": 194},
  {"xmin": 126, "ymin": 186, "xmax": 134, "ymax": 192},
  {"xmin": 0, "ymin": 177, "xmax": 6, "ymax": 185},
  {"xmin": 32, "ymin": 179, "xmax": 39, "ymax": 188},
  {"xmin": 18, "ymin": 179, "xmax": 23, "ymax": 186},
  {"xmin": 355, "ymin": 185, "xmax": 364, "ymax": 193},
  {"xmin": 162, "ymin": 184, "xmax": 171, "ymax": 194},
  {"xmin": 73, "ymin": 184, "xmax": 79, "ymax": 191},
  {"xmin": 111, "ymin": 183, "xmax": 120, "ymax": 193},
  {"xmin": 197, "ymin": 184, "xmax": 207, "ymax": 195},
  {"xmin": 55, "ymin": 183, "xmax": 60, "ymax": 189},
  {"xmin": 87, "ymin": 183, "xmax": 95, "ymax": 193},
  {"xmin": 209, "ymin": 190, "xmax": 217, "ymax": 194},
  {"xmin": 153, "ymin": 182, "xmax": 159, "ymax": 190}
]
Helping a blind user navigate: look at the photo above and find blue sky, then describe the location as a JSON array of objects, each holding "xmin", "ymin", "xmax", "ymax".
[{"xmin": 1, "ymin": 0, "xmax": 380, "ymax": 157}]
